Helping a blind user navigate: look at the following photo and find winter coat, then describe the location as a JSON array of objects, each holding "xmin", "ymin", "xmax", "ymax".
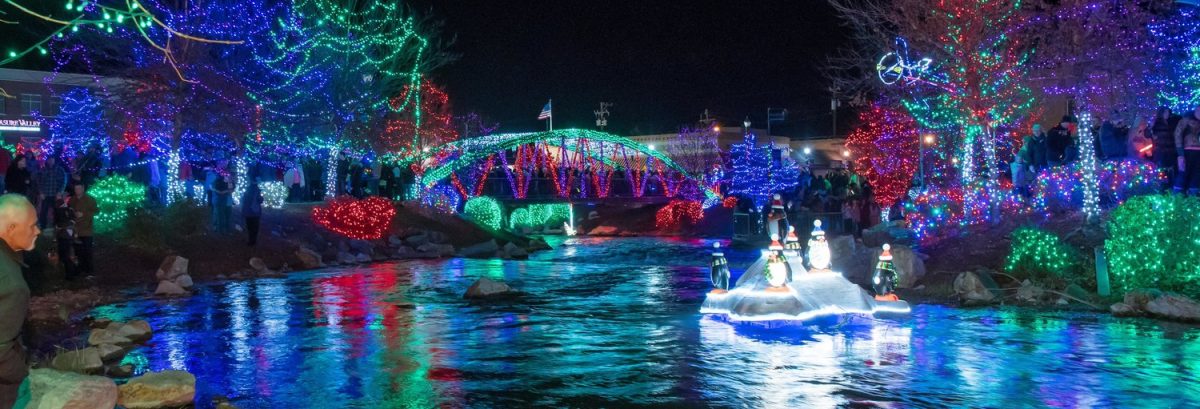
[
  {"xmin": 1099, "ymin": 121, "xmax": 1129, "ymax": 159},
  {"xmin": 4, "ymin": 165, "xmax": 31, "ymax": 196},
  {"xmin": 1021, "ymin": 133, "xmax": 1049, "ymax": 169},
  {"xmin": 1047, "ymin": 125, "xmax": 1072, "ymax": 163},
  {"xmin": 242, "ymin": 186, "xmax": 263, "ymax": 218},
  {"xmin": 1152, "ymin": 114, "xmax": 1181, "ymax": 152},
  {"xmin": 1175, "ymin": 113, "xmax": 1200, "ymax": 155},
  {"xmin": 71, "ymin": 193, "xmax": 98, "ymax": 237},
  {"xmin": 284, "ymin": 167, "xmax": 305, "ymax": 187}
]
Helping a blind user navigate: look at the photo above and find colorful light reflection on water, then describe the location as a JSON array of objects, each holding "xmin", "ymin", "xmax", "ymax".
[{"xmin": 90, "ymin": 237, "xmax": 1200, "ymax": 408}]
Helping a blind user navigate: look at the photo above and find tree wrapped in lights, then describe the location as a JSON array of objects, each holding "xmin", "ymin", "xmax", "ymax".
[
  {"xmin": 379, "ymin": 80, "xmax": 459, "ymax": 155},
  {"xmin": 726, "ymin": 131, "xmax": 798, "ymax": 209},
  {"xmin": 312, "ymin": 196, "xmax": 396, "ymax": 240},
  {"xmin": 45, "ymin": 87, "xmax": 110, "ymax": 166},
  {"xmin": 91, "ymin": 174, "xmax": 147, "ymax": 233},
  {"xmin": 463, "ymin": 196, "xmax": 503, "ymax": 230},
  {"xmin": 1076, "ymin": 112, "xmax": 1100, "ymax": 220},
  {"xmin": 655, "ymin": 200, "xmax": 704, "ymax": 230},
  {"xmin": 1150, "ymin": 5, "xmax": 1200, "ymax": 112},
  {"xmin": 260, "ymin": 181, "xmax": 288, "ymax": 209},
  {"xmin": 845, "ymin": 102, "xmax": 919, "ymax": 209},
  {"xmin": 1106, "ymin": 195, "xmax": 1200, "ymax": 298}
]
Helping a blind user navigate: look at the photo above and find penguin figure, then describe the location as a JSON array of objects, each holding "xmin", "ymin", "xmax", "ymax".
[
  {"xmin": 710, "ymin": 242, "xmax": 730, "ymax": 292},
  {"xmin": 873, "ymin": 244, "xmax": 899, "ymax": 300},
  {"xmin": 766, "ymin": 193, "xmax": 788, "ymax": 239},
  {"xmin": 783, "ymin": 225, "xmax": 803, "ymax": 281},
  {"xmin": 807, "ymin": 220, "xmax": 832, "ymax": 271}
]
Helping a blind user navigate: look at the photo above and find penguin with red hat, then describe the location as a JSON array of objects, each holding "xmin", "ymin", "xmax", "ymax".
[
  {"xmin": 710, "ymin": 242, "xmax": 730, "ymax": 293},
  {"xmin": 873, "ymin": 244, "xmax": 900, "ymax": 301},
  {"xmin": 766, "ymin": 193, "xmax": 788, "ymax": 240}
]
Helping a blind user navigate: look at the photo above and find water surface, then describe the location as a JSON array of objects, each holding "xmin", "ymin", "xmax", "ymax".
[{"xmin": 93, "ymin": 237, "xmax": 1200, "ymax": 408}]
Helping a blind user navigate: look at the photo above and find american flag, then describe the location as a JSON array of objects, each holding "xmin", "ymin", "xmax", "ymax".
[{"xmin": 538, "ymin": 101, "xmax": 552, "ymax": 120}]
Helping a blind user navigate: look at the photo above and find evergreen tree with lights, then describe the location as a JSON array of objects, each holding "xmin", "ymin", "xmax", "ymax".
[
  {"xmin": 46, "ymin": 88, "xmax": 110, "ymax": 167},
  {"xmin": 726, "ymin": 130, "xmax": 798, "ymax": 210}
]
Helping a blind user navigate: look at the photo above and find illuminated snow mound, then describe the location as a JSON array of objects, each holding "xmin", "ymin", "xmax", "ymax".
[{"xmin": 701, "ymin": 255, "xmax": 911, "ymax": 322}]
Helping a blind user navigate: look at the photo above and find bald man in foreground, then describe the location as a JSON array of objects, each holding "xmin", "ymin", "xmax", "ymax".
[{"xmin": 0, "ymin": 194, "xmax": 38, "ymax": 408}]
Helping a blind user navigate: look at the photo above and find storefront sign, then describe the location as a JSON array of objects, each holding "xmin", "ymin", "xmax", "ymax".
[{"xmin": 0, "ymin": 119, "xmax": 42, "ymax": 132}]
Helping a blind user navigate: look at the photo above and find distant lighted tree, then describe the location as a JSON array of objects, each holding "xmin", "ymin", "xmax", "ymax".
[
  {"xmin": 726, "ymin": 131, "xmax": 798, "ymax": 209},
  {"xmin": 845, "ymin": 103, "xmax": 919, "ymax": 208}
]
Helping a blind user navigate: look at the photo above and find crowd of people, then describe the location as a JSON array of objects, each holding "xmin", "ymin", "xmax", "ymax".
[{"xmin": 0, "ymin": 149, "xmax": 97, "ymax": 284}]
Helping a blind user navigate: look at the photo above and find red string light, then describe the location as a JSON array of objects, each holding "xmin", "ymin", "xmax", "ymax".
[
  {"xmin": 655, "ymin": 199, "xmax": 704, "ymax": 229},
  {"xmin": 312, "ymin": 196, "xmax": 397, "ymax": 240},
  {"xmin": 846, "ymin": 103, "xmax": 920, "ymax": 208}
]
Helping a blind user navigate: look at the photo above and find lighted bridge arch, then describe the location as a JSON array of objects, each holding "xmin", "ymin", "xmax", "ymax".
[{"xmin": 399, "ymin": 129, "xmax": 721, "ymax": 203}]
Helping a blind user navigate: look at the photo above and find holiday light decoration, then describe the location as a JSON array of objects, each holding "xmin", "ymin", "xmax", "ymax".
[
  {"xmin": 325, "ymin": 148, "xmax": 338, "ymax": 199},
  {"xmin": 1032, "ymin": 159, "xmax": 1163, "ymax": 213},
  {"xmin": 1105, "ymin": 195, "xmax": 1200, "ymax": 298},
  {"xmin": 1076, "ymin": 113, "xmax": 1100, "ymax": 220},
  {"xmin": 655, "ymin": 200, "xmax": 704, "ymax": 230},
  {"xmin": 91, "ymin": 174, "xmax": 147, "ymax": 232},
  {"xmin": 165, "ymin": 148, "xmax": 184, "ymax": 204},
  {"xmin": 721, "ymin": 196, "xmax": 737, "ymax": 209},
  {"xmin": 420, "ymin": 184, "xmax": 460, "ymax": 214},
  {"xmin": 845, "ymin": 102, "xmax": 919, "ymax": 208},
  {"xmin": 872, "ymin": 244, "xmax": 899, "ymax": 300},
  {"xmin": 231, "ymin": 156, "xmax": 249, "ymax": 206},
  {"xmin": 312, "ymin": 196, "xmax": 396, "ymax": 240},
  {"xmin": 43, "ymin": 87, "xmax": 108, "ymax": 166},
  {"xmin": 509, "ymin": 208, "xmax": 532, "ymax": 230},
  {"xmin": 807, "ymin": 220, "xmax": 831, "ymax": 271},
  {"xmin": 380, "ymin": 80, "xmax": 459, "ymax": 154},
  {"xmin": 726, "ymin": 131, "xmax": 799, "ymax": 209},
  {"xmin": 191, "ymin": 185, "xmax": 207, "ymax": 206},
  {"xmin": 876, "ymin": 37, "xmax": 935, "ymax": 86},
  {"xmin": 462, "ymin": 196, "xmax": 503, "ymax": 230},
  {"xmin": 260, "ymin": 181, "xmax": 288, "ymax": 209},
  {"xmin": 526, "ymin": 203, "xmax": 570, "ymax": 226},
  {"xmin": 1005, "ymin": 227, "xmax": 1081, "ymax": 282},
  {"xmin": 1149, "ymin": 6, "xmax": 1200, "ymax": 112}
]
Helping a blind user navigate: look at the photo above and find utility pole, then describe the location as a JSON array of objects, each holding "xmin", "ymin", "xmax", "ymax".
[
  {"xmin": 766, "ymin": 107, "xmax": 787, "ymax": 139},
  {"xmin": 829, "ymin": 86, "xmax": 840, "ymax": 137},
  {"xmin": 594, "ymin": 102, "xmax": 612, "ymax": 131}
]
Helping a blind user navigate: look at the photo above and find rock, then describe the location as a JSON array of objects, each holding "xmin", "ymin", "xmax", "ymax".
[
  {"xmin": 459, "ymin": 240, "xmax": 499, "ymax": 259},
  {"xmin": 114, "ymin": 320, "xmax": 153, "ymax": 342},
  {"xmin": 429, "ymin": 231, "xmax": 448, "ymax": 244},
  {"xmin": 953, "ymin": 271, "xmax": 996, "ymax": 304},
  {"xmin": 154, "ymin": 256, "xmax": 189, "ymax": 282},
  {"xmin": 337, "ymin": 251, "xmax": 356, "ymax": 265},
  {"xmin": 1145, "ymin": 294, "xmax": 1200, "ymax": 322},
  {"xmin": 464, "ymin": 277, "xmax": 514, "ymax": 299},
  {"xmin": 25, "ymin": 368, "xmax": 118, "ymax": 409},
  {"xmin": 173, "ymin": 274, "xmax": 194, "ymax": 289},
  {"xmin": 1016, "ymin": 280, "xmax": 1045, "ymax": 303},
  {"xmin": 295, "ymin": 247, "xmax": 323, "ymax": 269},
  {"xmin": 87, "ymin": 328, "xmax": 131, "ymax": 346},
  {"xmin": 1065, "ymin": 284, "xmax": 1091, "ymax": 302},
  {"xmin": 865, "ymin": 245, "xmax": 926, "ymax": 288},
  {"xmin": 97, "ymin": 343, "xmax": 127, "ymax": 363},
  {"xmin": 827, "ymin": 235, "xmax": 856, "ymax": 259},
  {"xmin": 393, "ymin": 246, "xmax": 414, "ymax": 258},
  {"xmin": 1110, "ymin": 302, "xmax": 1140, "ymax": 316},
  {"xmin": 405, "ymin": 233, "xmax": 429, "ymax": 247},
  {"xmin": 861, "ymin": 221, "xmax": 916, "ymax": 248},
  {"xmin": 51, "ymin": 348, "xmax": 104, "ymax": 374},
  {"xmin": 589, "ymin": 225, "xmax": 619, "ymax": 235},
  {"xmin": 249, "ymin": 257, "xmax": 268, "ymax": 272},
  {"xmin": 502, "ymin": 242, "xmax": 528, "ymax": 259},
  {"xmin": 348, "ymin": 239, "xmax": 374, "ymax": 255},
  {"xmin": 118, "ymin": 370, "xmax": 196, "ymax": 409},
  {"xmin": 1124, "ymin": 289, "xmax": 1163, "ymax": 310},
  {"xmin": 155, "ymin": 281, "xmax": 188, "ymax": 296},
  {"xmin": 354, "ymin": 253, "xmax": 371, "ymax": 263},
  {"xmin": 234, "ymin": 224, "xmax": 244, "ymax": 232},
  {"xmin": 108, "ymin": 364, "xmax": 134, "ymax": 378},
  {"xmin": 388, "ymin": 235, "xmax": 404, "ymax": 247}
]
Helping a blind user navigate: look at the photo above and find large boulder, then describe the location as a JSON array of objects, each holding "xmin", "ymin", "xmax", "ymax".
[
  {"xmin": 1110, "ymin": 302, "xmax": 1139, "ymax": 316},
  {"xmin": 25, "ymin": 368, "xmax": 118, "ymax": 409},
  {"xmin": 459, "ymin": 240, "xmax": 500, "ymax": 259},
  {"xmin": 354, "ymin": 253, "xmax": 371, "ymax": 263},
  {"xmin": 827, "ymin": 236, "xmax": 856, "ymax": 260},
  {"xmin": 172, "ymin": 274, "xmax": 194, "ymax": 289},
  {"xmin": 1145, "ymin": 294, "xmax": 1200, "ymax": 322},
  {"xmin": 51, "ymin": 348, "xmax": 104, "ymax": 374},
  {"xmin": 1016, "ymin": 280, "xmax": 1046, "ymax": 303},
  {"xmin": 503, "ymin": 242, "xmax": 528, "ymax": 260},
  {"xmin": 154, "ymin": 280, "xmax": 188, "ymax": 297},
  {"xmin": 249, "ymin": 257, "xmax": 268, "ymax": 273},
  {"xmin": 118, "ymin": 370, "xmax": 196, "ymax": 409},
  {"xmin": 154, "ymin": 256, "xmax": 189, "ymax": 282},
  {"xmin": 865, "ymin": 245, "xmax": 926, "ymax": 288},
  {"xmin": 96, "ymin": 343, "xmax": 127, "ymax": 363},
  {"xmin": 87, "ymin": 328, "xmax": 131, "ymax": 347},
  {"xmin": 294, "ymin": 247, "xmax": 323, "ymax": 269},
  {"xmin": 861, "ymin": 221, "xmax": 916, "ymax": 248},
  {"xmin": 953, "ymin": 271, "xmax": 996, "ymax": 304},
  {"xmin": 114, "ymin": 320, "xmax": 153, "ymax": 342},
  {"xmin": 405, "ymin": 233, "xmax": 429, "ymax": 247},
  {"xmin": 348, "ymin": 239, "xmax": 374, "ymax": 255},
  {"xmin": 1123, "ymin": 289, "xmax": 1163, "ymax": 311},
  {"xmin": 336, "ymin": 251, "xmax": 356, "ymax": 265},
  {"xmin": 464, "ymin": 277, "xmax": 514, "ymax": 299},
  {"xmin": 388, "ymin": 235, "xmax": 404, "ymax": 247},
  {"xmin": 528, "ymin": 237, "xmax": 552, "ymax": 251},
  {"xmin": 589, "ymin": 225, "xmax": 619, "ymax": 236}
]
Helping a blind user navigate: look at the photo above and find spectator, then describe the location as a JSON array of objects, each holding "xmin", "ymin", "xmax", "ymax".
[
  {"xmin": 241, "ymin": 180, "xmax": 263, "ymax": 246},
  {"xmin": 284, "ymin": 162, "xmax": 305, "ymax": 202},
  {"xmin": 841, "ymin": 198, "xmax": 858, "ymax": 235},
  {"xmin": 1099, "ymin": 110, "xmax": 1129, "ymax": 160},
  {"xmin": 1012, "ymin": 153, "xmax": 1031, "ymax": 198},
  {"xmin": 1022, "ymin": 124, "xmax": 1050, "ymax": 171},
  {"xmin": 213, "ymin": 174, "xmax": 234, "ymax": 233},
  {"xmin": 54, "ymin": 193, "xmax": 77, "ymax": 280},
  {"xmin": 4, "ymin": 156, "xmax": 32, "ymax": 199},
  {"xmin": 1047, "ymin": 116, "xmax": 1073, "ymax": 166},
  {"xmin": 71, "ymin": 183, "xmax": 97, "ymax": 279},
  {"xmin": 1152, "ymin": 106, "xmax": 1182, "ymax": 190},
  {"xmin": 0, "ymin": 194, "xmax": 37, "ymax": 408},
  {"xmin": 0, "ymin": 148, "xmax": 9, "ymax": 193},
  {"xmin": 34, "ymin": 156, "xmax": 67, "ymax": 229},
  {"xmin": 76, "ymin": 146, "xmax": 101, "ymax": 186},
  {"xmin": 1174, "ymin": 106, "xmax": 1200, "ymax": 195}
]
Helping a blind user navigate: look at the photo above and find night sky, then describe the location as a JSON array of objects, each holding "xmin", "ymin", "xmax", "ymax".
[
  {"xmin": 2, "ymin": 1, "xmax": 852, "ymax": 137},
  {"xmin": 406, "ymin": 1, "xmax": 851, "ymax": 136}
]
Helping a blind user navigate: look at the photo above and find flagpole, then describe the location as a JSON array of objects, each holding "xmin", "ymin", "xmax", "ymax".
[{"xmin": 549, "ymin": 99, "xmax": 553, "ymax": 132}]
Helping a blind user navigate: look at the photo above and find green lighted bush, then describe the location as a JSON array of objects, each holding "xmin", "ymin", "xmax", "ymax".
[
  {"xmin": 1106, "ymin": 194, "xmax": 1200, "ymax": 297},
  {"xmin": 509, "ymin": 208, "xmax": 532, "ymax": 230},
  {"xmin": 463, "ymin": 196, "xmax": 503, "ymax": 230},
  {"xmin": 91, "ymin": 175, "xmax": 147, "ymax": 233},
  {"xmin": 1005, "ymin": 227, "xmax": 1083, "ymax": 284}
]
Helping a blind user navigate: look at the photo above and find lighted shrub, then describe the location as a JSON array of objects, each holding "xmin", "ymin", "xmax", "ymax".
[
  {"xmin": 1105, "ymin": 194, "xmax": 1200, "ymax": 297},
  {"xmin": 463, "ymin": 196, "xmax": 503, "ymax": 230},
  {"xmin": 1005, "ymin": 227, "xmax": 1083, "ymax": 284},
  {"xmin": 509, "ymin": 208, "xmax": 532, "ymax": 230},
  {"xmin": 91, "ymin": 175, "xmax": 147, "ymax": 233},
  {"xmin": 312, "ymin": 196, "xmax": 396, "ymax": 239}
]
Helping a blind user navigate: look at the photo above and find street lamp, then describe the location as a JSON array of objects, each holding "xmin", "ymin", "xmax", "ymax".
[{"xmin": 803, "ymin": 147, "xmax": 812, "ymax": 155}]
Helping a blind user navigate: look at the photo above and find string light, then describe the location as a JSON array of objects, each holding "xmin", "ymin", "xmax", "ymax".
[
  {"xmin": 1105, "ymin": 194, "xmax": 1200, "ymax": 298},
  {"xmin": 165, "ymin": 148, "xmax": 184, "ymax": 204},
  {"xmin": 726, "ymin": 130, "xmax": 799, "ymax": 209},
  {"xmin": 1005, "ymin": 227, "xmax": 1081, "ymax": 281},
  {"xmin": 845, "ymin": 102, "xmax": 919, "ymax": 208},
  {"xmin": 1076, "ymin": 112, "xmax": 1100, "ymax": 220},
  {"xmin": 509, "ymin": 208, "xmax": 531, "ymax": 230},
  {"xmin": 312, "ymin": 196, "xmax": 396, "ymax": 240},
  {"xmin": 462, "ymin": 196, "xmax": 503, "ymax": 230},
  {"xmin": 655, "ymin": 200, "xmax": 704, "ymax": 229},
  {"xmin": 260, "ymin": 181, "xmax": 288, "ymax": 209},
  {"xmin": 90, "ymin": 174, "xmax": 147, "ymax": 232},
  {"xmin": 231, "ymin": 156, "xmax": 249, "ymax": 206}
]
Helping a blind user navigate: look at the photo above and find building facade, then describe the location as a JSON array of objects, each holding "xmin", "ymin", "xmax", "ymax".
[{"xmin": 0, "ymin": 68, "xmax": 116, "ymax": 151}]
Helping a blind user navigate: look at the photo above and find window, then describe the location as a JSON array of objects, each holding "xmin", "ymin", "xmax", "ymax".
[
  {"xmin": 48, "ymin": 96, "xmax": 62, "ymax": 117},
  {"xmin": 21, "ymin": 94, "xmax": 41, "ymax": 116}
]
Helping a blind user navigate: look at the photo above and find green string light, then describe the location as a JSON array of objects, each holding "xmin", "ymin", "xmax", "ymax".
[
  {"xmin": 1005, "ymin": 227, "xmax": 1082, "ymax": 283},
  {"xmin": 1106, "ymin": 195, "xmax": 1200, "ymax": 298},
  {"xmin": 90, "ymin": 174, "xmax": 147, "ymax": 233},
  {"xmin": 463, "ymin": 196, "xmax": 503, "ymax": 230}
]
